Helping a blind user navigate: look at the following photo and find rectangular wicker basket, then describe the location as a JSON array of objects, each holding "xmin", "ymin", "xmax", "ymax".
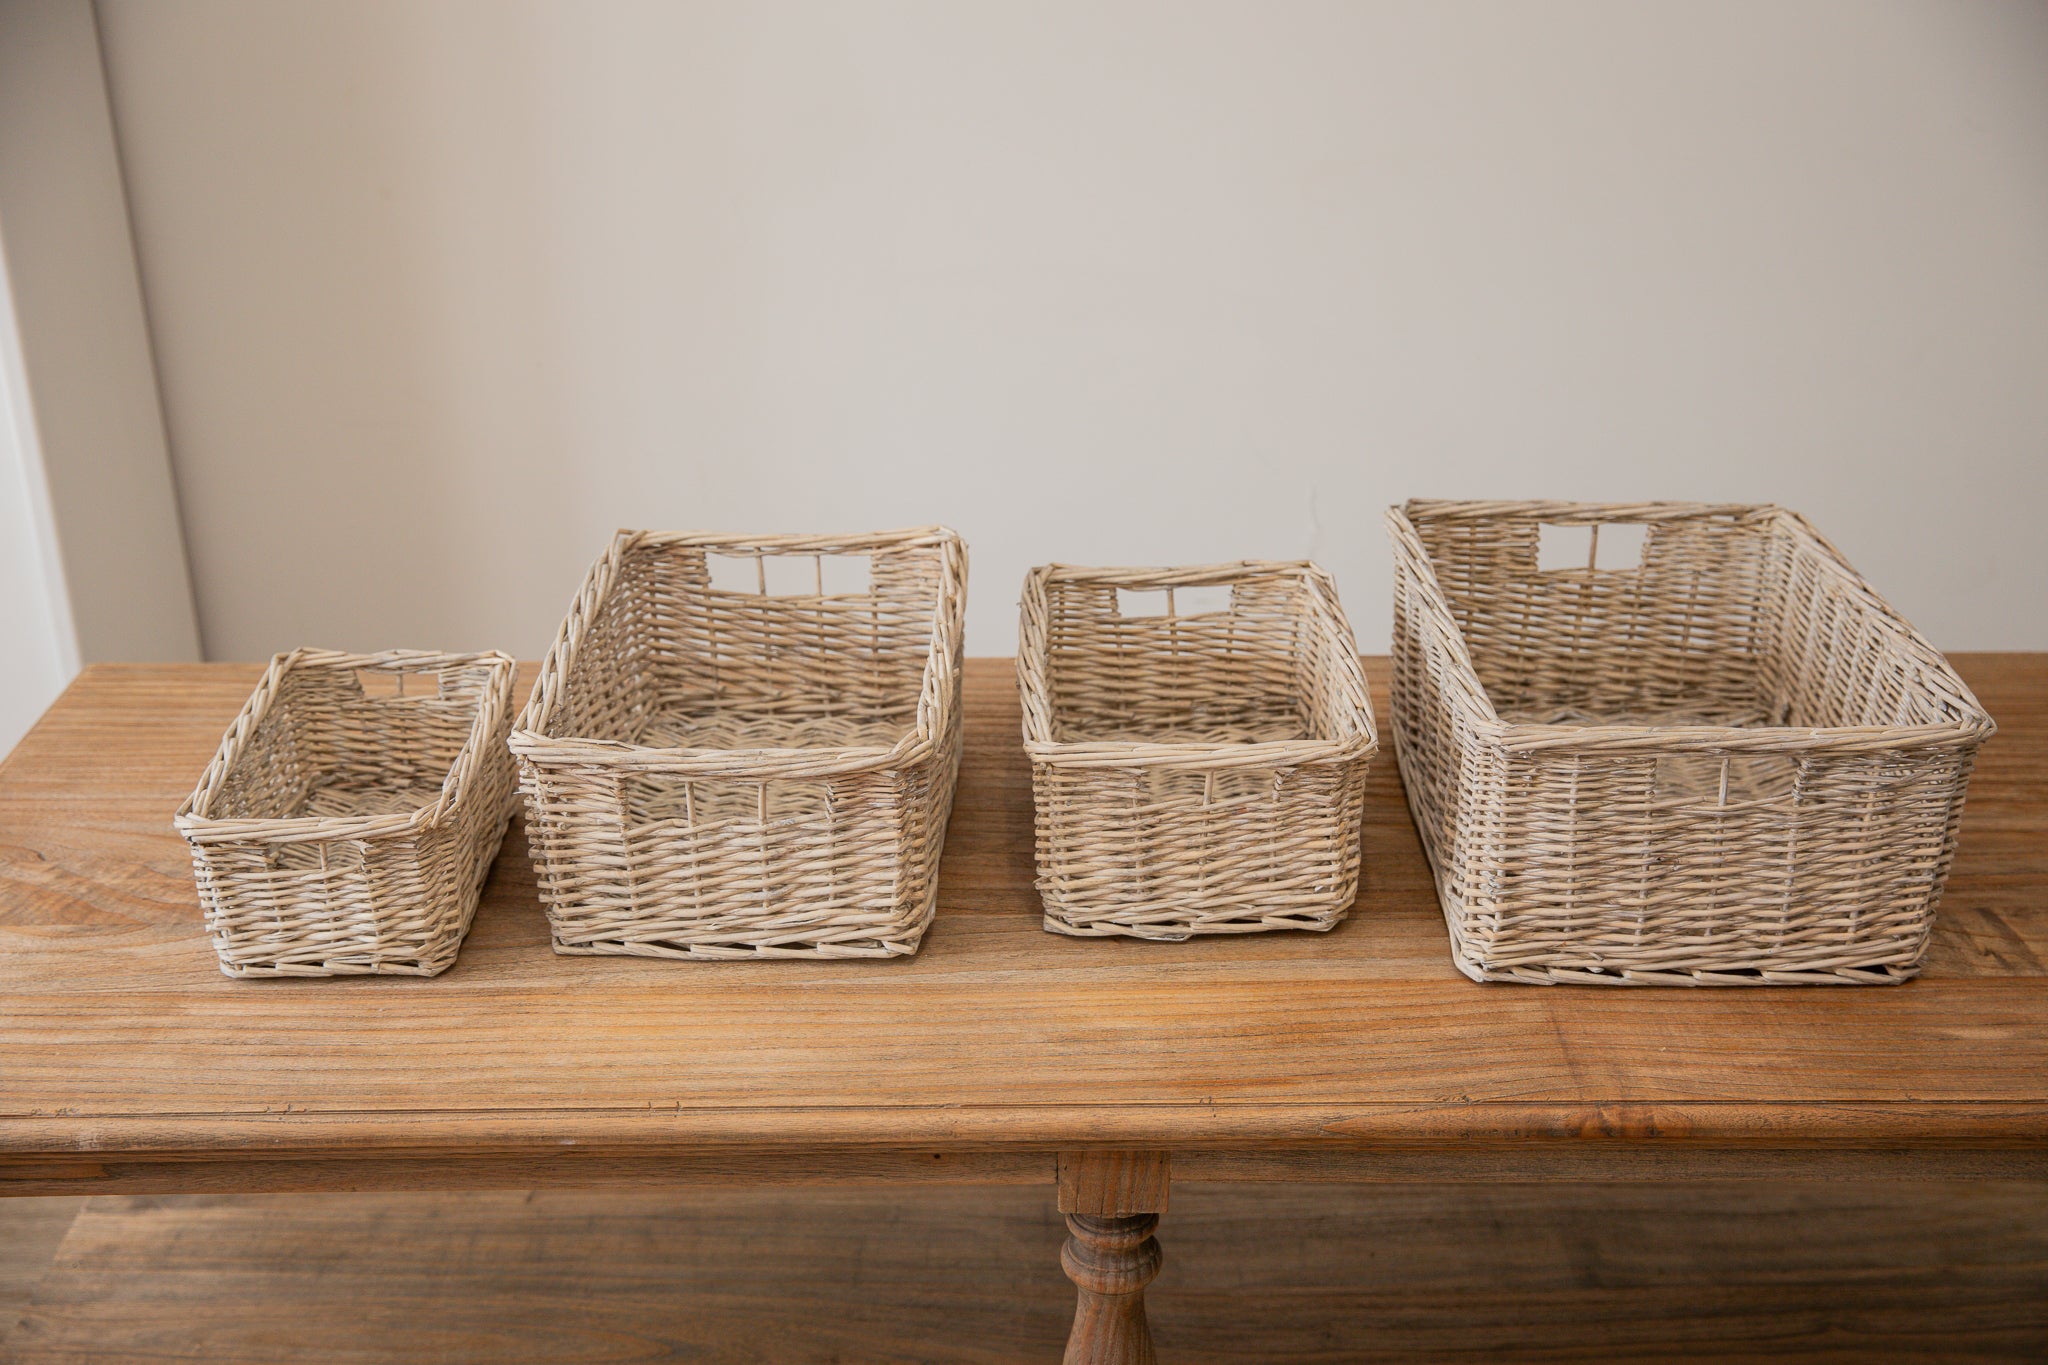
[
  {"xmin": 511, "ymin": 527, "xmax": 967, "ymax": 959},
  {"xmin": 1019, "ymin": 561, "xmax": 1377, "ymax": 939},
  {"xmin": 1388, "ymin": 500, "xmax": 1995, "ymax": 986},
  {"xmin": 176, "ymin": 649, "xmax": 520, "ymax": 978}
]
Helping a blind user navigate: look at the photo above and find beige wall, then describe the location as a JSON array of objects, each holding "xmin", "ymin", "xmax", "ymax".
[
  {"xmin": 0, "ymin": 0, "xmax": 197, "ymax": 666},
  {"xmin": 0, "ymin": 0, "xmax": 198, "ymax": 755},
  {"xmin": 97, "ymin": 0, "xmax": 2048, "ymax": 660}
]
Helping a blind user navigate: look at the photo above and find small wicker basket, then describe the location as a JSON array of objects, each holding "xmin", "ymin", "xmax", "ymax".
[
  {"xmin": 511, "ymin": 527, "xmax": 967, "ymax": 960},
  {"xmin": 1388, "ymin": 500, "xmax": 1995, "ymax": 986},
  {"xmin": 1020, "ymin": 561, "xmax": 1377, "ymax": 939},
  {"xmin": 176, "ymin": 649, "xmax": 519, "ymax": 978}
]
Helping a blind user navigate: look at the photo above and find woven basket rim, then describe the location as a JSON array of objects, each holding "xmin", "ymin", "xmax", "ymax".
[
  {"xmin": 175, "ymin": 647, "xmax": 519, "ymax": 844},
  {"xmin": 1021, "ymin": 734, "xmax": 1375, "ymax": 770},
  {"xmin": 1402, "ymin": 498, "xmax": 1777, "ymax": 524},
  {"xmin": 1385, "ymin": 502, "xmax": 1994, "ymax": 753},
  {"xmin": 512, "ymin": 525, "xmax": 967, "ymax": 776},
  {"xmin": 508, "ymin": 732, "xmax": 926, "ymax": 777},
  {"xmin": 1029, "ymin": 558, "xmax": 1330, "ymax": 588},
  {"xmin": 1017, "ymin": 557, "xmax": 1377, "ymax": 768},
  {"xmin": 617, "ymin": 525, "xmax": 961, "ymax": 556}
]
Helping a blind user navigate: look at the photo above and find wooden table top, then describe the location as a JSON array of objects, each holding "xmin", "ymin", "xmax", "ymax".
[{"xmin": 2, "ymin": 656, "xmax": 2045, "ymax": 1195}]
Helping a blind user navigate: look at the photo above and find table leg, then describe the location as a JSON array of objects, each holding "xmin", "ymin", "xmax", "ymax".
[{"xmin": 1057, "ymin": 1151, "xmax": 1169, "ymax": 1365}]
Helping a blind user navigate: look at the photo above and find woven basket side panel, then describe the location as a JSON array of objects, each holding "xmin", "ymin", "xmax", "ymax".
[
  {"xmin": 199, "ymin": 822, "xmax": 486, "ymax": 975},
  {"xmin": 214, "ymin": 668, "xmax": 481, "ymax": 811},
  {"xmin": 435, "ymin": 689, "xmax": 520, "ymax": 946},
  {"xmin": 313, "ymin": 672, "xmax": 490, "ymax": 794},
  {"xmin": 210, "ymin": 681, "xmax": 325, "ymax": 820},
  {"xmin": 198, "ymin": 834, "xmax": 397, "ymax": 971},
  {"xmin": 627, "ymin": 543, "xmax": 939, "ymax": 727},
  {"xmin": 558, "ymin": 566, "xmax": 661, "ymax": 744},
  {"xmin": 1413, "ymin": 511, "xmax": 1774, "ymax": 724},
  {"xmin": 1041, "ymin": 576, "xmax": 1313, "ymax": 744},
  {"xmin": 868, "ymin": 545, "xmax": 953, "ymax": 714},
  {"xmin": 1296, "ymin": 591, "xmax": 1368, "ymax": 743},
  {"xmin": 1389, "ymin": 546, "xmax": 1492, "ymax": 887},
  {"xmin": 1388, "ymin": 539, "xmax": 1517, "ymax": 975},
  {"xmin": 1754, "ymin": 520, "xmax": 1968, "ymax": 731},
  {"xmin": 528, "ymin": 757, "xmax": 951, "ymax": 956},
  {"xmin": 890, "ymin": 692, "xmax": 963, "ymax": 941},
  {"xmin": 1460, "ymin": 741, "xmax": 1978, "ymax": 978},
  {"xmin": 1034, "ymin": 759, "xmax": 1367, "ymax": 938}
]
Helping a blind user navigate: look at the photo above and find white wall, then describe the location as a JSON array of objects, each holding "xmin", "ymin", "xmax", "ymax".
[
  {"xmin": 96, "ymin": 0, "xmax": 2048, "ymax": 661},
  {"xmin": 0, "ymin": 255, "xmax": 78, "ymax": 758}
]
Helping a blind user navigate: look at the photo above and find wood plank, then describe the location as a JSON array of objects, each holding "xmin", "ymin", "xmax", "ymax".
[
  {"xmin": 9, "ymin": 1183, "xmax": 2047, "ymax": 1362},
  {"xmin": 0, "ymin": 1198, "xmax": 80, "ymax": 1352},
  {"xmin": 1059, "ymin": 1151, "xmax": 1169, "ymax": 1216},
  {"xmin": 0, "ymin": 1149, "xmax": 1049, "ymax": 1198},
  {"xmin": 3, "ymin": 1134, "xmax": 2046, "ymax": 1199},
  {"xmin": 10, "ymin": 976, "xmax": 2048, "ymax": 1122},
  {"xmin": 1, "ymin": 657, "xmax": 2044, "ymax": 1177},
  {"xmin": 15, "ymin": 1139, "xmax": 2048, "ymax": 1202}
]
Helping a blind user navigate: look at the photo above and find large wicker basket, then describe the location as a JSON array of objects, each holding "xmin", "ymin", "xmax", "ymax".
[
  {"xmin": 176, "ymin": 649, "xmax": 520, "ymax": 978},
  {"xmin": 1388, "ymin": 500, "xmax": 1994, "ymax": 986},
  {"xmin": 1020, "ymin": 561, "xmax": 1377, "ymax": 939},
  {"xmin": 511, "ymin": 527, "xmax": 967, "ymax": 959}
]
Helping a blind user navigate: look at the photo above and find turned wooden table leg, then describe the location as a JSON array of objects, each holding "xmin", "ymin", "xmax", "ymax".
[
  {"xmin": 1062, "ymin": 1211, "xmax": 1163, "ymax": 1364},
  {"xmin": 1058, "ymin": 1151, "xmax": 1169, "ymax": 1365}
]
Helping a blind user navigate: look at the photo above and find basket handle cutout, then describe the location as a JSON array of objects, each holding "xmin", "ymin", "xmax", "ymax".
[
  {"xmin": 1116, "ymin": 584, "xmax": 1232, "ymax": 618},
  {"xmin": 353, "ymin": 668, "xmax": 428, "ymax": 701},
  {"xmin": 1538, "ymin": 521, "xmax": 1647, "ymax": 573},
  {"xmin": 707, "ymin": 551, "xmax": 872, "ymax": 597}
]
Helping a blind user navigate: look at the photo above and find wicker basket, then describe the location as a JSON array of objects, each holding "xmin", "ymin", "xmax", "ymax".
[
  {"xmin": 1019, "ymin": 561, "xmax": 1377, "ymax": 939},
  {"xmin": 511, "ymin": 527, "xmax": 967, "ymax": 959},
  {"xmin": 1388, "ymin": 500, "xmax": 1995, "ymax": 986},
  {"xmin": 176, "ymin": 649, "xmax": 519, "ymax": 978}
]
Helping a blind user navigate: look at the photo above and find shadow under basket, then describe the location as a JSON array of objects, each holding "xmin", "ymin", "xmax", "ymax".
[
  {"xmin": 175, "ymin": 649, "xmax": 520, "ymax": 978},
  {"xmin": 1019, "ymin": 561, "xmax": 1377, "ymax": 940},
  {"xmin": 511, "ymin": 527, "xmax": 967, "ymax": 960},
  {"xmin": 1387, "ymin": 501, "xmax": 1995, "ymax": 986}
]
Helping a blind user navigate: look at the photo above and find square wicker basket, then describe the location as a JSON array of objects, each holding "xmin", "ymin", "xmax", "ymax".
[
  {"xmin": 1019, "ymin": 561, "xmax": 1377, "ymax": 939},
  {"xmin": 511, "ymin": 527, "xmax": 967, "ymax": 959},
  {"xmin": 1388, "ymin": 500, "xmax": 1995, "ymax": 986},
  {"xmin": 176, "ymin": 649, "xmax": 520, "ymax": 978}
]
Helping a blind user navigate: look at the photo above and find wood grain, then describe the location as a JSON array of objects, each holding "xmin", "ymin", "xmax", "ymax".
[
  {"xmin": 1059, "ymin": 1151, "xmax": 1170, "ymax": 1217},
  {"xmin": 1057, "ymin": 1151, "xmax": 1171, "ymax": 1363},
  {"xmin": 0, "ymin": 1148, "xmax": 1048, "ymax": 1199},
  {"xmin": 1061, "ymin": 1213, "xmax": 1163, "ymax": 1365},
  {"xmin": 0, "ymin": 1198, "xmax": 79, "ymax": 1353},
  {"xmin": 4, "ymin": 1135, "xmax": 2046, "ymax": 1201},
  {"xmin": 2, "ymin": 657, "xmax": 2045, "ymax": 1188},
  {"xmin": 10, "ymin": 1183, "xmax": 2047, "ymax": 1362}
]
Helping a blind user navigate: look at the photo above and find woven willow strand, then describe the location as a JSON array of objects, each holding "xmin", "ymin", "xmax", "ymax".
[
  {"xmin": 176, "ymin": 648, "xmax": 520, "ymax": 978},
  {"xmin": 1020, "ymin": 560, "xmax": 1377, "ymax": 939},
  {"xmin": 512, "ymin": 527, "xmax": 967, "ymax": 960},
  {"xmin": 1387, "ymin": 500, "xmax": 1994, "ymax": 986}
]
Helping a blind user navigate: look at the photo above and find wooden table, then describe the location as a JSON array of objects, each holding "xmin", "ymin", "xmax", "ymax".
[{"xmin": 3, "ymin": 657, "xmax": 2045, "ymax": 1364}]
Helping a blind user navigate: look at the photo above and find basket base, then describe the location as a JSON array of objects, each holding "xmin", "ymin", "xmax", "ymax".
[
  {"xmin": 550, "ymin": 934, "xmax": 926, "ymax": 961},
  {"xmin": 542, "ymin": 878, "xmax": 943, "ymax": 962},
  {"xmin": 1041, "ymin": 910, "xmax": 1347, "ymax": 941},
  {"xmin": 218, "ymin": 954, "xmax": 461, "ymax": 979},
  {"xmin": 1447, "ymin": 951, "xmax": 1922, "ymax": 987}
]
